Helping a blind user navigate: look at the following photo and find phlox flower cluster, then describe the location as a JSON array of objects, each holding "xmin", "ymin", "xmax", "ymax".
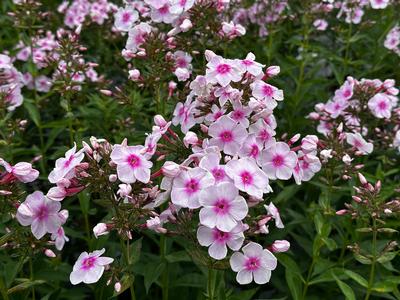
[
  {"xmin": 0, "ymin": 54, "xmax": 24, "ymax": 111},
  {"xmin": 232, "ymin": 0, "xmax": 288, "ymax": 37},
  {"xmin": 112, "ymin": 0, "xmax": 245, "ymax": 84},
  {"xmin": 336, "ymin": 0, "xmax": 393, "ymax": 24},
  {"xmin": 58, "ymin": 0, "xmax": 117, "ymax": 28},
  {"xmin": 384, "ymin": 24, "xmax": 400, "ymax": 56},
  {"xmin": 309, "ymin": 76, "xmax": 399, "ymax": 173}
]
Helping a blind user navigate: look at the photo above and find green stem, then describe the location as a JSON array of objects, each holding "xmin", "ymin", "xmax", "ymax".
[
  {"xmin": 160, "ymin": 235, "xmax": 169, "ymax": 300},
  {"xmin": 364, "ymin": 219, "xmax": 377, "ymax": 300},
  {"xmin": 302, "ymin": 258, "xmax": 316, "ymax": 300},
  {"xmin": 207, "ymin": 268, "xmax": 217, "ymax": 300},
  {"xmin": 29, "ymin": 258, "xmax": 36, "ymax": 300},
  {"xmin": 121, "ymin": 239, "xmax": 136, "ymax": 300}
]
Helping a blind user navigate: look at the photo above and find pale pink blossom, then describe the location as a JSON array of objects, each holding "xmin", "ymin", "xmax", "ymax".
[
  {"xmin": 199, "ymin": 182, "xmax": 248, "ymax": 232},
  {"xmin": 250, "ymin": 80, "xmax": 283, "ymax": 110},
  {"xmin": 230, "ymin": 242, "xmax": 277, "ymax": 285},
  {"xmin": 197, "ymin": 224, "xmax": 244, "ymax": 260},
  {"xmin": 270, "ymin": 240, "xmax": 290, "ymax": 253},
  {"xmin": 370, "ymin": 0, "xmax": 389, "ymax": 9},
  {"xmin": 93, "ymin": 223, "xmax": 109, "ymax": 238},
  {"xmin": 238, "ymin": 134, "xmax": 263, "ymax": 160},
  {"xmin": 0, "ymin": 159, "xmax": 39, "ymax": 183},
  {"xmin": 239, "ymin": 52, "xmax": 264, "ymax": 77},
  {"xmin": 51, "ymin": 227, "xmax": 69, "ymax": 250},
  {"xmin": 249, "ymin": 119, "xmax": 276, "ymax": 147},
  {"xmin": 110, "ymin": 144, "xmax": 153, "ymax": 184},
  {"xmin": 265, "ymin": 202, "xmax": 284, "ymax": 228},
  {"xmin": 70, "ymin": 248, "xmax": 114, "ymax": 285},
  {"xmin": 368, "ymin": 93, "xmax": 392, "ymax": 118},
  {"xmin": 346, "ymin": 133, "xmax": 373, "ymax": 154},
  {"xmin": 171, "ymin": 167, "xmax": 214, "ymax": 209},
  {"xmin": 205, "ymin": 54, "xmax": 244, "ymax": 87},
  {"xmin": 114, "ymin": 6, "xmax": 138, "ymax": 32},
  {"xmin": 48, "ymin": 143, "xmax": 84, "ymax": 183},
  {"xmin": 16, "ymin": 191, "xmax": 62, "ymax": 239},
  {"xmin": 225, "ymin": 157, "xmax": 270, "ymax": 198},
  {"xmin": 208, "ymin": 116, "xmax": 247, "ymax": 155},
  {"xmin": 126, "ymin": 22, "xmax": 152, "ymax": 53},
  {"xmin": 260, "ymin": 142, "xmax": 297, "ymax": 180},
  {"xmin": 199, "ymin": 153, "xmax": 230, "ymax": 183}
]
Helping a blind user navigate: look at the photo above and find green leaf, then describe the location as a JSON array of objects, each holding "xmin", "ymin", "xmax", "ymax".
[
  {"xmin": 7, "ymin": 279, "xmax": 45, "ymax": 294},
  {"xmin": 172, "ymin": 273, "xmax": 205, "ymax": 288},
  {"xmin": 333, "ymin": 274, "xmax": 356, "ymax": 300},
  {"xmin": 276, "ymin": 253, "xmax": 303, "ymax": 278},
  {"xmin": 129, "ymin": 238, "xmax": 143, "ymax": 265},
  {"xmin": 23, "ymin": 100, "xmax": 41, "ymax": 127},
  {"xmin": 377, "ymin": 252, "xmax": 398, "ymax": 264},
  {"xmin": 78, "ymin": 192, "xmax": 90, "ymax": 215},
  {"xmin": 344, "ymin": 270, "xmax": 368, "ymax": 288},
  {"xmin": 165, "ymin": 251, "xmax": 191, "ymax": 263},
  {"xmin": 354, "ymin": 253, "xmax": 372, "ymax": 265},
  {"xmin": 228, "ymin": 288, "xmax": 259, "ymax": 300},
  {"xmin": 285, "ymin": 268, "xmax": 302, "ymax": 300},
  {"xmin": 144, "ymin": 262, "xmax": 165, "ymax": 293}
]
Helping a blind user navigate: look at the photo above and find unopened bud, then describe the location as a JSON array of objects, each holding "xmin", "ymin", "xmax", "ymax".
[{"xmin": 44, "ymin": 249, "xmax": 56, "ymax": 258}]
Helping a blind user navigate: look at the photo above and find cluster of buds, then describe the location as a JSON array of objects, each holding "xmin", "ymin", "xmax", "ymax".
[
  {"xmin": 309, "ymin": 77, "xmax": 399, "ymax": 178},
  {"xmin": 337, "ymin": 173, "xmax": 399, "ymax": 264}
]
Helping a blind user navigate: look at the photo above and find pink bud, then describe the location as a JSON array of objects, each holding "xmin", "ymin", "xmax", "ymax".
[
  {"xmin": 114, "ymin": 282, "xmax": 121, "ymax": 293},
  {"xmin": 179, "ymin": 19, "xmax": 192, "ymax": 31},
  {"xmin": 154, "ymin": 115, "xmax": 167, "ymax": 127},
  {"xmin": 109, "ymin": 174, "xmax": 117, "ymax": 182},
  {"xmin": 265, "ymin": 66, "xmax": 280, "ymax": 77},
  {"xmin": 200, "ymin": 124, "xmax": 208, "ymax": 133},
  {"xmin": 162, "ymin": 161, "xmax": 181, "ymax": 178},
  {"xmin": 93, "ymin": 223, "xmax": 109, "ymax": 238},
  {"xmin": 352, "ymin": 196, "xmax": 362, "ymax": 203},
  {"xmin": 375, "ymin": 180, "xmax": 381, "ymax": 192},
  {"xmin": 100, "ymin": 89, "xmax": 112, "ymax": 96},
  {"xmin": 336, "ymin": 209, "xmax": 348, "ymax": 215},
  {"xmin": 358, "ymin": 173, "xmax": 367, "ymax": 185},
  {"xmin": 183, "ymin": 131, "xmax": 198, "ymax": 147},
  {"xmin": 271, "ymin": 240, "xmax": 290, "ymax": 253},
  {"xmin": 128, "ymin": 69, "xmax": 140, "ymax": 81},
  {"xmin": 44, "ymin": 249, "xmax": 56, "ymax": 258}
]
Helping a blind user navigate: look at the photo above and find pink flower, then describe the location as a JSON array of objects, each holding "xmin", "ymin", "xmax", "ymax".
[
  {"xmin": 250, "ymin": 80, "xmax": 283, "ymax": 110},
  {"xmin": 114, "ymin": 6, "xmax": 138, "ymax": 32},
  {"xmin": 324, "ymin": 99, "xmax": 348, "ymax": 118},
  {"xmin": 48, "ymin": 143, "xmax": 84, "ymax": 184},
  {"xmin": 16, "ymin": 191, "xmax": 62, "ymax": 239},
  {"xmin": 370, "ymin": 0, "xmax": 389, "ymax": 9},
  {"xmin": 199, "ymin": 182, "xmax": 248, "ymax": 232},
  {"xmin": 93, "ymin": 223, "xmax": 109, "ymax": 238},
  {"xmin": 238, "ymin": 134, "xmax": 263, "ymax": 160},
  {"xmin": 228, "ymin": 100, "xmax": 251, "ymax": 128},
  {"xmin": 171, "ymin": 167, "xmax": 214, "ymax": 209},
  {"xmin": 208, "ymin": 116, "xmax": 247, "ymax": 155},
  {"xmin": 205, "ymin": 54, "xmax": 244, "ymax": 87},
  {"xmin": 0, "ymin": 159, "xmax": 39, "ymax": 183},
  {"xmin": 126, "ymin": 22, "xmax": 152, "ymax": 53},
  {"xmin": 249, "ymin": 119, "xmax": 276, "ymax": 147},
  {"xmin": 197, "ymin": 225, "xmax": 244, "ymax": 260},
  {"xmin": 265, "ymin": 202, "xmax": 284, "ymax": 228},
  {"xmin": 313, "ymin": 19, "xmax": 328, "ymax": 31},
  {"xmin": 51, "ymin": 227, "xmax": 69, "ymax": 250},
  {"xmin": 346, "ymin": 133, "xmax": 373, "ymax": 154},
  {"xmin": 368, "ymin": 93, "xmax": 392, "ymax": 118},
  {"xmin": 225, "ymin": 157, "xmax": 270, "ymax": 198},
  {"xmin": 230, "ymin": 242, "xmax": 277, "ymax": 285},
  {"xmin": 199, "ymin": 153, "xmax": 230, "ymax": 183},
  {"xmin": 172, "ymin": 99, "xmax": 196, "ymax": 133},
  {"xmin": 239, "ymin": 52, "xmax": 264, "ymax": 77},
  {"xmin": 110, "ymin": 144, "xmax": 153, "ymax": 184},
  {"xmin": 70, "ymin": 248, "xmax": 114, "ymax": 285},
  {"xmin": 148, "ymin": 0, "xmax": 177, "ymax": 24},
  {"xmin": 260, "ymin": 142, "xmax": 297, "ymax": 180}
]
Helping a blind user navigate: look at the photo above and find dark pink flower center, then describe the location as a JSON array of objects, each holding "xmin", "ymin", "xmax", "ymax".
[
  {"xmin": 378, "ymin": 100, "xmax": 387, "ymax": 110},
  {"xmin": 250, "ymin": 145, "xmax": 259, "ymax": 158},
  {"xmin": 242, "ymin": 59, "xmax": 253, "ymax": 66},
  {"xmin": 176, "ymin": 58, "xmax": 187, "ymax": 68},
  {"xmin": 212, "ymin": 228, "xmax": 231, "ymax": 243},
  {"xmin": 216, "ymin": 63, "xmax": 231, "ymax": 75},
  {"xmin": 36, "ymin": 205, "xmax": 49, "ymax": 221},
  {"xmin": 127, "ymin": 154, "xmax": 141, "ymax": 168},
  {"xmin": 272, "ymin": 154, "xmax": 284, "ymax": 167},
  {"xmin": 212, "ymin": 168, "xmax": 225, "ymax": 181},
  {"xmin": 354, "ymin": 139, "xmax": 363, "ymax": 148},
  {"xmin": 185, "ymin": 178, "xmax": 199, "ymax": 194},
  {"xmin": 343, "ymin": 89, "xmax": 351, "ymax": 98},
  {"xmin": 158, "ymin": 5, "xmax": 169, "ymax": 15},
  {"xmin": 213, "ymin": 198, "xmax": 231, "ymax": 215},
  {"xmin": 81, "ymin": 256, "xmax": 96, "ymax": 270},
  {"xmin": 220, "ymin": 130, "xmax": 233, "ymax": 142},
  {"xmin": 262, "ymin": 84, "xmax": 273, "ymax": 97},
  {"xmin": 122, "ymin": 12, "xmax": 131, "ymax": 23},
  {"xmin": 301, "ymin": 161, "xmax": 309, "ymax": 170},
  {"xmin": 232, "ymin": 110, "xmax": 244, "ymax": 120},
  {"xmin": 245, "ymin": 256, "xmax": 260, "ymax": 271},
  {"xmin": 259, "ymin": 129, "xmax": 270, "ymax": 141},
  {"xmin": 214, "ymin": 111, "xmax": 223, "ymax": 120},
  {"xmin": 240, "ymin": 171, "xmax": 253, "ymax": 185}
]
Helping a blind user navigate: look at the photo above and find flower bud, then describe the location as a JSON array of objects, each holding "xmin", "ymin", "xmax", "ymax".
[
  {"xmin": 358, "ymin": 173, "xmax": 367, "ymax": 185},
  {"xmin": 44, "ymin": 249, "xmax": 56, "ymax": 258},
  {"xmin": 162, "ymin": 161, "xmax": 181, "ymax": 178},
  {"xmin": 271, "ymin": 240, "xmax": 290, "ymax": 253},
  {"xmin": 336, "ymin": 209, "xmax": 348, "ymax": 215},
  {"xmin": 93, "ymin": 223, "xmax": 109, "ymax": 238},
  {"xmin": 128, "ymin": 69, "xmax": 140, "ymax": 81},
  {"xmin": 179, "ymin": 19, "xmax": 192, "ymax": 32},
  {"xmin": 183, "ymin": 131, "xmax": 198, "ymax": 147},
  {"xmin": 114, "ymin": 282, "xmax": 121, "ymax": 293},
  {"xmin": 100, "ymin": 89, "xmax": 112, "ymax": 96},
  {"xmin": 265, "ymin": 66, "xmax": 280, "ymax": 78},
  {"xmin": 109, "ymin": 174, "xmax": 118, "ymax": 182},
  {"xmin": 154, "ymin": 115, "xmax": 167, "ymax": 127}
]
